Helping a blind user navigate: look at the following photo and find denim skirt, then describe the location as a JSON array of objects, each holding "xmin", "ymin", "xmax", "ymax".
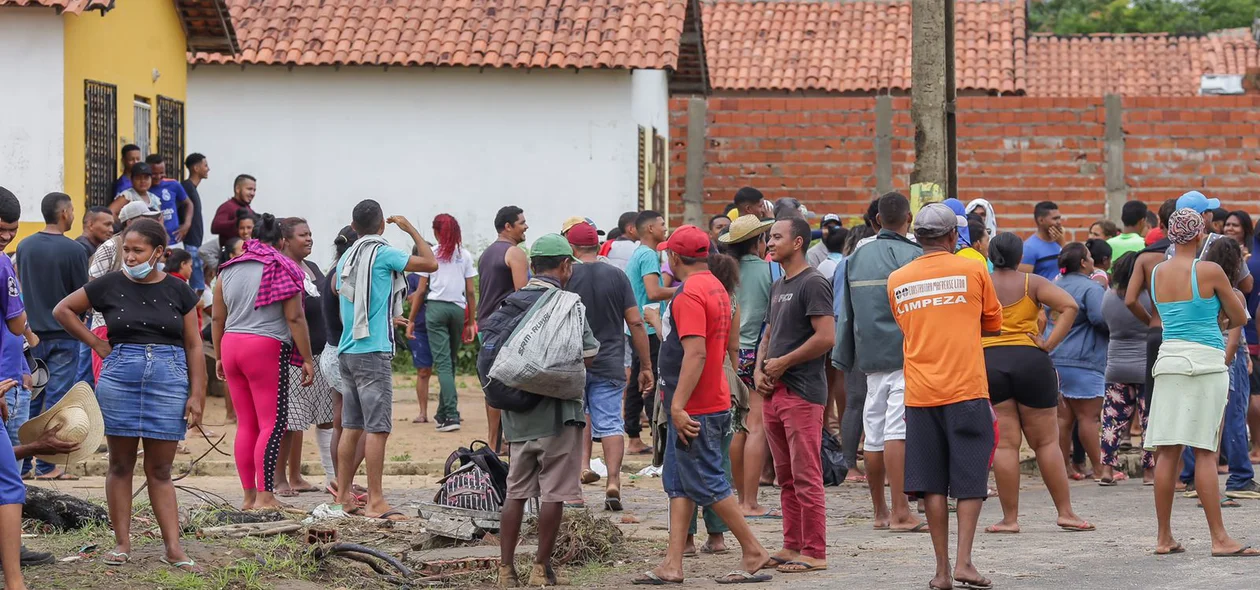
[{"xmin": 96, "ymin": 344, "xmax": 189, "ymax": 440}]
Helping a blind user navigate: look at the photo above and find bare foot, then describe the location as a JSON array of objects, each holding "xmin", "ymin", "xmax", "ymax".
[
  {"xmin": 1211, "ymin": 538, "xmax": 1260, "ymax": 556},
  {"xmin": 289, "ymin": 476, "xmax": 318, "ymax": 492},
  {"xmin": 739, "ymin": 546, "xmax": 770, "ymax": 573},
  {"xmin": 929, "ymin": 574, "xmax": 953, "ymax": 590},
  {"xmin": 985, "ymin": 521, "xmax": 1020, "ymax": 534},
  {"xmin": 1155, "ymin": 540, "xmax": 1184, "ymax": 555}
]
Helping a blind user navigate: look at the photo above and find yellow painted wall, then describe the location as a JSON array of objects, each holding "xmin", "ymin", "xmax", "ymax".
[{"xmin": 17, "ymin": 0, "xmax": 188, "ymax": 243}]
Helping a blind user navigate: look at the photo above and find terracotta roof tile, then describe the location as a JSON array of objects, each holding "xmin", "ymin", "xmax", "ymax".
[
  {"xmin": 191, "ymin": 0, "xmax": 687, "ymax": 69},
  {"xmin": 702, "ymin": 0, "xmax": 1026, "ymax": 93},
  {"xmin": 1026, "ymin": 29, "xmax": 1260, "ymax": 97},
  {"xmin": 0, "ymin": 0, "xmax": 111, "ymax": 14},
  {"xmin": 0, "ymin": 0, "xmax": 238, "ymax": 54}
]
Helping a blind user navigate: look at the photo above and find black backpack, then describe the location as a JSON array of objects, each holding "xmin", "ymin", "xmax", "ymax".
[
  {"xmin": 477, "ymin": 289, "xmax": 545, "ymax": 412},
  {"xmin": 821, "ymin": 430, "xmax": 849, "ymax": 487}
]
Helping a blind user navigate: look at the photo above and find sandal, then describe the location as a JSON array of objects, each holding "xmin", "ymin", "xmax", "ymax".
[
  {"xmin": 715, "ymin": 571, "xmax": 771, "ymax": 584},
  {"xmin": 954, "ymin": 576, "xmax": 993, "ymax": 590},
  {"xmin": 776, "ymin": 561, "xmax": 826, "ymax": 573},
  {"xmin": 1058, "ymin": 520, "xmax": 1095, "ymax": 532},
  {"xmin": 604, "ymin": 491, "xmax": 623, "ymax": 512},
  {"xmin": 700, "ymin": 543, "xmax": 728, "ymax": 555},
  {"xmin": 633, "ymin": 571, "xmax": 682, "ymax": 585},
  {"xmin": 1212, "ymin": 545, "xmax": 1260, "ymax": 557},
  {"xmin": 891, "ymin": 522, "xmax": 930, "ymax": 534},
  {"xmin": 745, "ymin": 507, "xmax": 783, "ymax": 520},
  {"xmin": 33, "ymin": 468, "xmax": 79, "ymax": 481},
  {"xmin": 1155, "ymin": 543, "xmax": 1185, "ymax": 555},
  {"xmin": 161, "ymin": 556, "xmax": 203, "ymax": 574},
  {"xmin": 581, "ymin": 469, "xmax": 601, "ymax": 485},
  {"xmin": 102, "ymin": 551, "xmax": 130, "ymax": 566}
]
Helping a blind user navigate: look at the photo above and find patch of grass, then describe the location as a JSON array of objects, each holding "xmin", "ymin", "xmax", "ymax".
[
  {"xmin": 141, "ymin": 569, "xmax": 209, "ymax": 590},
  {"xmin": 389, "ymin": 452, "xmax": 412, "ymax": 462}
]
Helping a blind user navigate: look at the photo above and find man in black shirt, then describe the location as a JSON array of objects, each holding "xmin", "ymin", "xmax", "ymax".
[
  {"xmin": 180, "ymin": 153, "xmax": 209, "ymax": 294},
  {"xmin": 75, "ymin": 207, "xmax": 114, "ymax": 257},
  {"xmin": 15, "ymin": 193, "xmax": 88, "ymax": 480}
]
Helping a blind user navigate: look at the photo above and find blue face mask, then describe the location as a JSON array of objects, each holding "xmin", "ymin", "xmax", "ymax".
[{"xmin": 123, "ymin": 252, "xmax": 160, "ymax": 281}]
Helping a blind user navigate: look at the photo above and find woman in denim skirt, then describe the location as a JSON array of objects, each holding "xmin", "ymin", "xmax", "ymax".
[{"xmin": 54, "ymin": 218, "xmax": 205, "ymax": 573}]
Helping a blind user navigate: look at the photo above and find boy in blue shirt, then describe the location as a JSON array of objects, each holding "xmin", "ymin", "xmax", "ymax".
[{"xmin": 146, "ymin": 155, "xmax": 192, "ymax": 247}]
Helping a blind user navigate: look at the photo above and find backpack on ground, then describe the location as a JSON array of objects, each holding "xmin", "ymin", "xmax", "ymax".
[
  {"xmin": 821, "ymin": 430, "xmax": 849, "ymax": 487},
  {"xmin": 477, "ymin": 289, "xmax": 548, "ymax": 412},
  {"xmin": 434, "ymin": 440, "xmax": 509, "ymax": 512}
]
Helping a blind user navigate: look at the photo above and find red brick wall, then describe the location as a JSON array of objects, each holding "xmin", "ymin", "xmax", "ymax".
[{"xmin": 671, "ymin": 95, "xmax": 1260, "ymax": 239}]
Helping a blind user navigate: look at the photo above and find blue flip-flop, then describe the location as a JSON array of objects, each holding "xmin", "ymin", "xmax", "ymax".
[{"xmin": 746, "ymin": 508, "xmax": 783, "ymax": 520}]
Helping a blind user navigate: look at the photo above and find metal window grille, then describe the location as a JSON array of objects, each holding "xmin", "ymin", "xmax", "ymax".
[
  {"xmin": 84, "ymin": 80, "xmax": 118, "ymax": 209},
  {"xmin": 133, "ymin": 99, "xmax": 151, "ymax": 156},
  {"xmin": 157, "ymin": 96, "xmax": 185, "ymax": 179}
]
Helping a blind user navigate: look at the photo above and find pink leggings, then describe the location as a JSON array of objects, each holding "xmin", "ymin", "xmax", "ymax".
[{"xmin": 222, "ymin": 333, "xmax": 291, "ymax": 492}]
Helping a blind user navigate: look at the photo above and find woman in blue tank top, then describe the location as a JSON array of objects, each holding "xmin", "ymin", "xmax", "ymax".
[{"xmin": 1144, "ymin": 207, "xmax": 1255, "ymax": 558}]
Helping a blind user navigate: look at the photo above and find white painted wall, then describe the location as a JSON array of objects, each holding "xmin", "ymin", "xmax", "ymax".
[
  {"xmin": 0, "ymin": 8, "xmax": 65, "ymax": 221},
  {"xmin": 631, "ymin": 69, "xmax": 670, "ymax": 135},
  {"xmin": 188, "ymin": 66, "xmax": 647, "ymax": 266}
]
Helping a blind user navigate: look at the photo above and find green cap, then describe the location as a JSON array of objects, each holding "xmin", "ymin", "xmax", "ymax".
[{"xmin": 529, "ymin": 233, "xmax": 575, "ymax": 259}]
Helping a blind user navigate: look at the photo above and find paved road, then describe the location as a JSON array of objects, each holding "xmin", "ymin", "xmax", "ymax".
[{"xmin": 30, "ymin": 472, "xmax": 1260, "ymax": 589}]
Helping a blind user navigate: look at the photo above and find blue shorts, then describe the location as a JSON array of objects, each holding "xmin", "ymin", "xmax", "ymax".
[
  {"xmin": 1058, "ymin": 366, "xmax": 1105, "ymax": 400},
  {"xmin": 662, "ymin": 410, "xmax": 733, "ymax": 507},
  {"xmin": 407, "ymin": 323, "xmax": 432, "ymax": 369},
  {"xmin": 585, "ymin": 376, "xmax": 625, "ymax": 439},
  {"xmin": 97, "ymin": 344, "xmax": 189, "ymax": 440},
  {"xmin": 0, "ymin": 419, "xmax": 23, "ymax": 505}
]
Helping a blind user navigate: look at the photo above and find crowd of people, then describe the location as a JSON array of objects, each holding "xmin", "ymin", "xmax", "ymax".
[{"xmin": 0, "ymin": 138, "xmax": 1256, "ymax": 589}]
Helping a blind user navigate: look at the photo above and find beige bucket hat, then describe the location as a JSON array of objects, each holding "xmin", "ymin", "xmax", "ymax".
[
  {"xmin": 718, "ymin": 214, "xmax": 774, "ymax": 244},
  {"xmin": 18, "ymin": 382, "xmax": 103, "ymax": 466}
]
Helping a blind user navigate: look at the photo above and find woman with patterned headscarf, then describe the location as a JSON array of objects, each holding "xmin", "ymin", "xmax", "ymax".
[{"xmin": 1143, "ymin": 208, "xmax": 1255, "ymax": 557}]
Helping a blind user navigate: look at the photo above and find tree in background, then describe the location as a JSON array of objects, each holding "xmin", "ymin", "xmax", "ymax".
[{"xmin": 1030, "ymin": 0, "xmax": 1260, "ymax": 35}]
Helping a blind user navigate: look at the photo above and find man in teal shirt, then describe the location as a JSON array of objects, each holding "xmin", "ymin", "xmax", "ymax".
[
  {"xmin": 1107, "ymin": 201, "xmax": 1148, "ymax": 264},
  {"xmin": 622, "ymin": 210, "xmax": 676, "ymax": 454},
  {"xmin": 333, "ymin": 199, "xmax": 437, "ymax": 519}
]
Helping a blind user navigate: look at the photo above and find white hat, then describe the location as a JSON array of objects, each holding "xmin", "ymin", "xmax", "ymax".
[
  {"xmin": 18, "ymin": 382, "xmax": 104, "ymax": 466},
  {"xmin": 119, "ymin": 201, "xmax": 161, "ymax": 223}
]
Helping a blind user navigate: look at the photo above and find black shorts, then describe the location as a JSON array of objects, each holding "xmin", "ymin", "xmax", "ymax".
[
  {"xmin": 983, "ymin": 346, "xmax": 1059, "ymax": 408},
  {"xmin": 905, "ymin": 398, "xmax": 996, "ymax": 500}
]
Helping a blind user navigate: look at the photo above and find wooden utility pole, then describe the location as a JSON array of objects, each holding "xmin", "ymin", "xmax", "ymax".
[{"xmin": 911, "ymin": 0, "xmax": 957, "ymax": 197}]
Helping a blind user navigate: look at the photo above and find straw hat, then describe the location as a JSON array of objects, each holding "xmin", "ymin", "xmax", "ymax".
[
  {"xmin": 18, "ymin": 382, "xmax": 103, "ymax": 466},
  {"xmin": 718, "ymin": 215, "xmax": 774, "ymax": 244}
]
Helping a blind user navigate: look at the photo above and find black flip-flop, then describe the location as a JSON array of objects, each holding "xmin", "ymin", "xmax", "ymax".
[
  {"xmin": 776, "ymin": 561, "xmax": 826, "ymax": 573},
  {"xmin": 716, "ymin": 571, "xmax": 771, "ymax": 584},
  {"xmin": 700, "ymin": 543, "xmax": 729, "ymax": 555},
  {"xmin": 1212, "ymin": 545, "xmax": 1260, "ymax": 557},
  {"xmin": 633, "ymin": 571, "xmax": 682, "ymax": 585},
  {"xmin": 604, "ymin": 492, "xmax": 623, "ymax": 512},
  {"xmin": 891, "ymin": 522, "xmax": 930, "ymax": 533}
]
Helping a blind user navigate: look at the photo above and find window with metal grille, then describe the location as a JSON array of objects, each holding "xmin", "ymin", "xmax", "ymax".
[
  {"xmin": 84, "ymin": 80, "xmax": 118, "ymax": 209},
  {"xmin": 133, "ymin": 98, "xmax": 151, "ymax": 157},
  {"xmin": 157, "ymin": 96, "xmax": 185, "ymax": 179}
]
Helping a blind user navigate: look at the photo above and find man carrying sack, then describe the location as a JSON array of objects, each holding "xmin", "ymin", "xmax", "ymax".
[{"xmin": 493, "ymin": 233, "xmax": 599, "ymax": 588}]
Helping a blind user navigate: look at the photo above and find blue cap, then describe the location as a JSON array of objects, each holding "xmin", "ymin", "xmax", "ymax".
[
  {"xmin": 1176, "ymin": 191, "xmax": 1220, "ymax": 213},
  {"xmin": 943, "ymin": 198, "xmax": 967, "ymax": 216}
]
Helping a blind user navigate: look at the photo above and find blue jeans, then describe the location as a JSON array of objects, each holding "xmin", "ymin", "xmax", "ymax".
[
  {"xmin": 26, "ymin": 338, "xmax": 80, "ymax": 476},
  {"xmin": 4, "ymin": 385, "xmax": 30, "ymax": 448},
  {"xmin": 74, "ymin": 340, "xmax": 95, "ymax": 387},
  {"xmin": 1181, "ymin": 347, "xmax": 1254, "ymax": 490},
  {"xmin": 186, "ymin": 245, "xmax": 206, "ymax": 291}
]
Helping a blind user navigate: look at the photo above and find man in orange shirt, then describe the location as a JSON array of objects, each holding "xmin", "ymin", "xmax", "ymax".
[{"xmin": 887, "ymin": 203, "xmax": 1002, "ymax": 590}]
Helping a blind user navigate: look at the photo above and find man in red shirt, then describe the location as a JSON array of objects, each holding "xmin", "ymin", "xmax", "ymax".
[
  {"xmin": 210, "ymin": 174, "xmax": 256, "ymax": 248},
  {"xmin": 635, "ymin": 225, "xmax": 772, "ymax": 585}
]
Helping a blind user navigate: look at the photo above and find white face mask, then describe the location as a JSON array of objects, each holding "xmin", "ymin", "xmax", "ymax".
[{"xmin": 123, "ymin": 251, "xmax": 161, "ymax": 281}]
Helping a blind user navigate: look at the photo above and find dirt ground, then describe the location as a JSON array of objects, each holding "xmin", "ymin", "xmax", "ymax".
[{"xmin": 21, "ymin": 374, "xmax": 1260, "ymax": 589}]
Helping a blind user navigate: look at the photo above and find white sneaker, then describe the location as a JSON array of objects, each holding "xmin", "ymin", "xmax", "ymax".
[{"xmin": 436, "ymin": 421, "xmax": 462, "ymax": 433}]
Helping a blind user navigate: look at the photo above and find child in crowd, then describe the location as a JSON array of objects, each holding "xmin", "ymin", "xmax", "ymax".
[{"xmin": 404, "ymin": 262, "xmax": 434, "ymax": 424}]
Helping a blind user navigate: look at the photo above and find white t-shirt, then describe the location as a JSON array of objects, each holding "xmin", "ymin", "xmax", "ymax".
[{"xmin": 419, "ymin": 246, "xmax": 478, "ymax": 308}]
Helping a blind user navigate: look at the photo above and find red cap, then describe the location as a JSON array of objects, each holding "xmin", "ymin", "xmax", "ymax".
[
  {"xmin": 660, "ymin": 225, "xmax": 710, "ymax": 258},
  {"xmin": 565, "ymin": 222, "xmax": 600, "ymax": 247}
]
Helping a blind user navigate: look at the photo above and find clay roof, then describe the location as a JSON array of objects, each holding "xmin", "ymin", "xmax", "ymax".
[
  {"xmin": 0, "ymin": 0, "xmax": 238, "ymax": 53},
  {"xmin": 701, "ymin": 0, "xmax": 1026, "ymax": 93},
  {"xmin": 0, "ymin": 0, "xmax": 111, "ymax": 13},
  {"xmin": 1027, "ymin": 29, "xmax": 1260, "ymax": 97},
  {"xmin": 190, "ymin": 0, "xmax": 689, "ymax": 70}
]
